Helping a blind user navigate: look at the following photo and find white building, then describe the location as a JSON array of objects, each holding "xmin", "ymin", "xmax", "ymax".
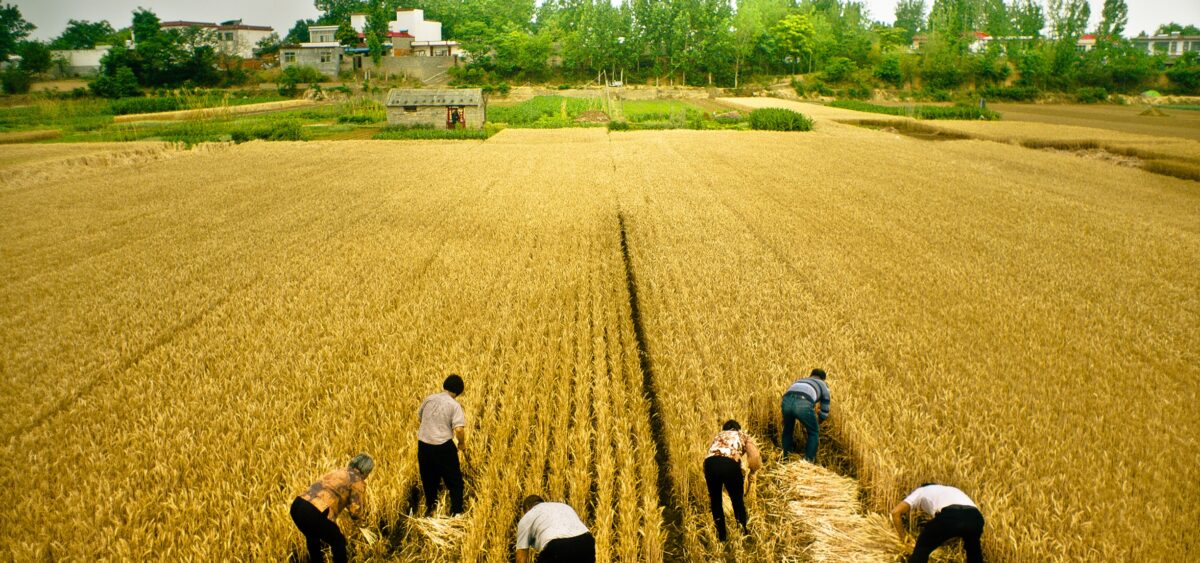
[
  {"xmin": 159, "ymin": 20, "xmax": 274, "ymax": 59},
  {"xmin": 50, "ymin": 45, "xmax": 112, "ymax": 76},
  {"xmin": 1133, "ymin": 32, "xmax": 1200, "ymax": 58},
  {"xmin": 349, "ymin": 8, "xmax": 460, "ymax": 56}
]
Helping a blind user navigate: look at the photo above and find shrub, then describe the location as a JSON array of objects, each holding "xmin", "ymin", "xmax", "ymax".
[
  {"xmin": 0, "ymin": 68, "xmax": 33, "ymax": 94},
  {"xmin": 89, "ymin": 66, "xmax": 142, "ymax": 99},
  {"xmin": 874, "ymin": 56, "xmax": 903, "ymax": 87},
  {"xmin": 557, "ymin": 84, "xmax": 572, "ymax": 90},
  {"xmin": 978, "ymin": 85, "xmax": 1040, "ymax": 102},
  {"xmin": 822, "ymin": 57, "xmax": 857, "ymax": 83},
  {"xmin": 482, "ymin": 82, "xmax": 511, "ymax": 96},
  {"xmin": 607, "ymin": 120, "xmax": 630, "ymax": 131},
  {"xmin": 278, "ymin": 66, "xmax": 325, "ymax": 97},
  {"xmin": 1075, "ymin": 87, "xmax": 1108, "ymax": 104},
  {"xmin": 748, "ymin": 108, "xmax": 814, "ymax": 132},
  {"xmin": 1165, "ymin": 52, "xmax": 1200, "ymax": 94}
]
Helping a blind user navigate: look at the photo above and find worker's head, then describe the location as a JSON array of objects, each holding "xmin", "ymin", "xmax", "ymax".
[
  {"xmin": 722, "ymin": 419, "xmax": 741, "ymax": 431},
  {"xmin": 522, "ymin": 494, "xmax": 544, "ymax": 513},
  {"xmin": 443, "ymin": 373, "xmax": 464, "ymax": 396},
  {"xmin": 811, "ymin": 368, "xmax": 827, "ymax": 380},
  {"xmin": 349, "ymin": 453, "xmax": 375, "ymax": 478}
]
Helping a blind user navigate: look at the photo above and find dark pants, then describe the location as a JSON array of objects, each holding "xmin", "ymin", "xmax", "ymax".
[
  {"xmin": 782, "ymin": 392, "xmax": 819, "ymax": 462},
  {"xmin": 704, "ymin": 455, "xmax": 747, "ymax": 541},
  {"xmin": 290, "ymin": 497, "xmax": 347, "ymax": 563},
  {"xmin": 540, "ymin": 532, "xmax": 596, "ymax": 563},
  {"xmin": 418, "ymin": 439, "xmax": 464, "ymax": 516},
  {"xmin": 910, "ymin": 505, "xmax": 985, "ymax": 563}
]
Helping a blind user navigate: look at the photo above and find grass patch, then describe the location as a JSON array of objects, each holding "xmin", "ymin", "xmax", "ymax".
[
  {"xmin": 373, "ymin": 124, "xmax": 494, "ymax": 140},
  {"xmin": 488, "ymin": 96, "xmax": 606, "ymax": 127},
  {"xmin": 830, "ymin": 100, "xmax": 1000, "ymax": 120},
  {"xmin": 1159, "ymin": 104, "xmax": 1200, "ymax": 112}
]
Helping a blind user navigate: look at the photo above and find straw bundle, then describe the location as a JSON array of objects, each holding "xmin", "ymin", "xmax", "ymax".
[{"xmin": 762, "ymin": 461, "xmax": 906, "ymax": 563}]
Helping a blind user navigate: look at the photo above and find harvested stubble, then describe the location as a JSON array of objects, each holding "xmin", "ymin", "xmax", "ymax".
[{"xmin": 112, "ymin": 99, "xmax": 314, "ymax": 122}]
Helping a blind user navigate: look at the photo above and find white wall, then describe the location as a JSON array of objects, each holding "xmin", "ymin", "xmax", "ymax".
[
  {"xmin": 351, "ymin": 14, "xmax": 367, "ymax": 33},
  {"xmin": 392, "ymin": 9, "xmax": 442, "ymax": 42},
  {"xmin": 51, "ymin": 46, "xmax": 112, "ymax": 75}
]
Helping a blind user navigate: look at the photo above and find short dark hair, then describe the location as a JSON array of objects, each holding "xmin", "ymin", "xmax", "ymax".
[
  {"xmin": 443, "ymin": 373, "xmax": 464, "ymax": 395},
  {"xmin": 919, "ymin": 482, "xmax": 939, "ymax": 488},
  {"xmin": 522, "ymin": 494, "xmax": 544, "ymax": 513},
  {"xmin": 722, "ymin": 419, "xmax": 741, "ymax": 431},
  {"xmin": 811, "ymin": 368, "xmax": 827, "ymax": 380}
]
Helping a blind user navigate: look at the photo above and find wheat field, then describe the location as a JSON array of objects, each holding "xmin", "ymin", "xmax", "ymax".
[{"xmin": 1, "ymin": 116, "xmax": 1197, "ymax": 561}]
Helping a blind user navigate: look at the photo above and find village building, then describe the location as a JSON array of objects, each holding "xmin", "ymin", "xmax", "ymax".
[
  {"xmin": 1133, "ymin": 32, "xmax": 1200, "ymax": 59},
  {"xmin": 385, "ymin": 88, "xmax": 485, "ymax": 129},
  {"xmin": 158, "ymin": 20, "xmax": 274, "ymax": 59},
  {"xmin": 280, "ymin": 25, "xmax": 343, "ymax": 77},
  {"xmin": 49, "ymin": 45, "xmax": 112, "ymax": 76}
]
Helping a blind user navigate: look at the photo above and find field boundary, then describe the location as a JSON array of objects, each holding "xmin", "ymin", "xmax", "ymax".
[{"xmin": 617, "ymin": 211, "xmax": 684, "ymax": 560}]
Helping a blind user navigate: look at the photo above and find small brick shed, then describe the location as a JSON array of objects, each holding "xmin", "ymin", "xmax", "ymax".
[{"xmin": 385, "ymin": 88, "xmax": 486, "ymax": 129}]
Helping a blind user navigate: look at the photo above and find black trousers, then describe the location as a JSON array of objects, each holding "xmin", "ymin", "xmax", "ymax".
[
  {"xmin": 418, "ymin": 439, "xmax": 464, "ymax": 515},
  {"xmin": 910, "ymin": 505, "xmax": 985, "ymax": 563},
  {"xmin": 540, "ymin": 532, "xmax": 596, "ymax": 563},
  {"xmin": 290, "ymin": 497, "xmax": 347, "ymax": 563},
  {"xmin": 703, "ymin": 455, "xmax": 747, "ymax": 541}
]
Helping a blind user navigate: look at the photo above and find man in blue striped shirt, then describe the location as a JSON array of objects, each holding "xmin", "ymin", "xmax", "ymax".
[{"xmin": 781, "ymin": 368, "xmax": 831, "ymax": 462}]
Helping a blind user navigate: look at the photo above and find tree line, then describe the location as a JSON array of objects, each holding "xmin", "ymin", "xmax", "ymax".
[{"xmin": 2, "ymin": 1, "xmax": 1199, "ymax": 98}]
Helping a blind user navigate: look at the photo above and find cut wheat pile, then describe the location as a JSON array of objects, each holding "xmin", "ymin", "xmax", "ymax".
[{"xmin": 762, "ymin": 461, "xmax": 905, "ymax": 563}]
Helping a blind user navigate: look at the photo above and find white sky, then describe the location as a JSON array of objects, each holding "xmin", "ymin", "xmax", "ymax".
[{"xmin": 12, "ymin": 0, "xmax": 1199, "ymax": 42}]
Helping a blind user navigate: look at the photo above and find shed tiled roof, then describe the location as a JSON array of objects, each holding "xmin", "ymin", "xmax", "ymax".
[{"xmin": 386, "ymin": 89, "xmax": 483, "ymax": 107}]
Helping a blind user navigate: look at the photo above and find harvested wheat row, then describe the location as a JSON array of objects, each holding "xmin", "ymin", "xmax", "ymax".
[{"xmin": 762, "ymin": 461, "xmax": 905, "ymax": 563}]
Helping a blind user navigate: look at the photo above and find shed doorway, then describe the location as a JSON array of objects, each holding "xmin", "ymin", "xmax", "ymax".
[{"xmin": 446, "ymin": 107, "xmax": 466, "ymax": 129}]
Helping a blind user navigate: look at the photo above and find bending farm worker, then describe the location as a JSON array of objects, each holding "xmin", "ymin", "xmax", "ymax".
[
  {"xmin": 703, "ymin": 419, "xmax": 762, "ymax": 541},
  {"xmin": 515, "ymin": 495, "xmax": 595, "ymax": 563},
  {"xmin": 891, "ymin": 483, "xmax": 986, "ymax": 563},
  {"xmin": 289, "ymin": 453, "xmax": 374, "ymax": 563},
  {"xmin": 781, "ymin": 368, "xmax": 831, "ymax": 462},
  {"xmin": 417, "ymin": 373, "xmax": 467, "ymax": 516}
]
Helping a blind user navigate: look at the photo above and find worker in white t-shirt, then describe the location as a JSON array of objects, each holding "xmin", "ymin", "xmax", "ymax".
[
  {"xmin": 891, "ymin": 483, "xmax": 985, "ymax": 563},
  {"xmin": 514, "ymin": 495, "xmax": 595, "ymax": 563}
]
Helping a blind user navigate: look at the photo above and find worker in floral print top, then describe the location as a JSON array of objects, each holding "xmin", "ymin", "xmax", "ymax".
[
  {"xmin": 703, "ymin": 419, "xmax": 762, "ymax": 541},
  {"xmin": 289, "ymin": 453, "xmax": 373, "ymax": 563}
]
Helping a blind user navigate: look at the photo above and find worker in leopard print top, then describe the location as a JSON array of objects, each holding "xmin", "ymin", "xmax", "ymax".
[{"xmin": 703, "ymin": 419, "xmax": 762, "ymax": 541}]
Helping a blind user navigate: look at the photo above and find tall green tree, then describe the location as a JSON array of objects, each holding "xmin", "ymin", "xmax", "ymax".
[
  {"xmin": 1047, "ymin": 0, "xmax": 1089, "ymax": 40},
  {"xmin": 733, "ymin": 0, "xmax": 789, "ymax": 86},
  {"xmin": 981, "ymin": 0, "xmax": 1010, "ymax": 37},
  {"xmin": 1009, "ymin": 0, "xmax": 1044, "ymax": 37},
  {"xmin": 894, "ymin": 0, "xmax": 927, "ymax": 43},
  {"xmin": 0, "ymin": 3, "xmax": 34, "ymax": 62},
  {"xmin": 1096, "ymin": 0, "xmax": 1127, "ymax": 40},
  {"xmin": 50, "ymin": 20, "xmax": 117, "ymax": 50},
  {"xmin": 285, "ymin": 20, "xmax": 314, "ymax": 44},
  {"xmin": 1154, "ymin": 23, "xmax": 1199, "ymax": 36},
  {"xmin": 773, "ymin": 13, "xmax": 816, "ymax": 74}
]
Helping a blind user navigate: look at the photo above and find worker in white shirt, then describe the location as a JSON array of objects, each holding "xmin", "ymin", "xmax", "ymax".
[
  {"xmin": 891, "ymin": 483, "xmax": 985, "ymax": 563},
  {"xmin": 514, "ymin": 495, "xmax": 595, "ymax": 563}
]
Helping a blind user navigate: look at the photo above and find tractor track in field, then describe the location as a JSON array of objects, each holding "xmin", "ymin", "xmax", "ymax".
[{"xmin": 616, "ymin": 210, "xmax": 685, "ymax": 561}]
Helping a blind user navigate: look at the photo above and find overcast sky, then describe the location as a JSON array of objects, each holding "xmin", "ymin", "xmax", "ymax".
[{"xmin": 12, "ymin": 0, "xmax": 1200, "ymax": 42}]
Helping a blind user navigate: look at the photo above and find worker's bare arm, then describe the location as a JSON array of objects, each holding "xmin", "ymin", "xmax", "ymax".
[
  {"xmin": 515, "ymin": 548, "xmax": 530, "ymax": 563},
  {"xmin": 744, "ymin": 437, "xmax": 763, "ymax": 473},
  {"xmin": 455, "ymin": 426, "xmax": 466, "ymax": 452},
  {"xmin": 890, "ymin": 501, "xmax": 911, "ymax": 539}
]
